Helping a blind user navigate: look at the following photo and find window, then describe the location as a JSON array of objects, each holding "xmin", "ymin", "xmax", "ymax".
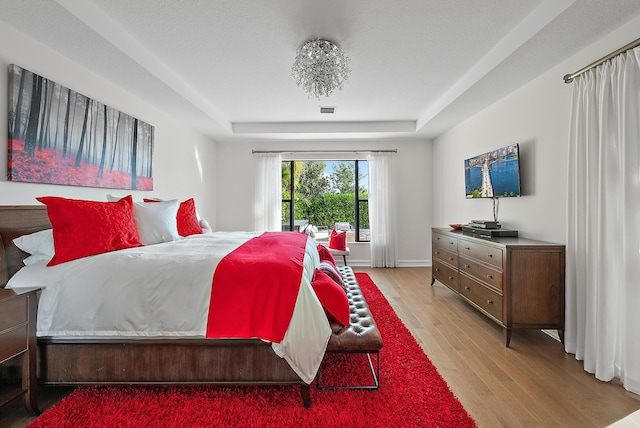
[{"xmin": 282, "ymin": 160, "xmax": 369, "ymax": 242}]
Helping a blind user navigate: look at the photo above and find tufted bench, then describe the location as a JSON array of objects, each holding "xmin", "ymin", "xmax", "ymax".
[{"xmin": 317, "ymin": 266, "xmax": 383, "ymax": 389}]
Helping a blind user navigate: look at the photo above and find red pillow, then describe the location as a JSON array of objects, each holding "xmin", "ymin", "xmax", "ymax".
[
  {"xmin": 176, "ymin": 198, "xmax": 201, "ymax": 237},
  {"xmin": 37, "ymin": 195, "xmax": 141, "ymax": 266},
  {"xmin": 329, "ymin": 230, "xmax": 347, "ymax": 251},
  {"xmin": 317, "ymin": 244, "xmax": 337, "ymax": 267},
  {"xmin": 311, "ymin": 269, "xmax": 350, "ymax": 326},
  {"xmin": 144, "ymin": 198, "xmax": 202, "ymax": 237}
]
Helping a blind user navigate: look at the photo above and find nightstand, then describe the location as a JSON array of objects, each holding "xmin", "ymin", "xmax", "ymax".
[{"xmin": 0, "ymin": 288, "xmax": 40, "ymax": 415}]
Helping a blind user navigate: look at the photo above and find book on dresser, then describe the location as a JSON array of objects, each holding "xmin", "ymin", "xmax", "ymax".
[
  {"xmin": 468, "ymin": 220, "xmax": 500, "ymax": 229},
  {"xmin": 430, "ymin": 227, "xmax": 565, "ymax": 347},
  {"xmin": 461, "ymin": 226, "xmax": 518, "ymax": 237}
]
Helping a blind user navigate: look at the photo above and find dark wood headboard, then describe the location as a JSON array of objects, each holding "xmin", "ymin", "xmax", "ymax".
[{"xmin": 0, "ymin": 205, "xmax": 51, "ymax": 287}]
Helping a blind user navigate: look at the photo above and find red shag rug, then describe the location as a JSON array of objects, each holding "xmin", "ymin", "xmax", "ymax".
[{"xmin": 28, "ymin": 273, "xmax": 476, "ymax": 428}]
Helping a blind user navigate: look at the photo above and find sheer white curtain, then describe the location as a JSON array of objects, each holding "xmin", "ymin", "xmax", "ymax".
[
  {"xmin": 566, "ymin": 47, "xmax": 640, "ymax": 395},
  {"xmin": 368, "ymin": 152, "xmax": 397, "ymax": 267},
  {"xmin": 254, "ymin": 153, "xmax": 282, "ymax": 232}
]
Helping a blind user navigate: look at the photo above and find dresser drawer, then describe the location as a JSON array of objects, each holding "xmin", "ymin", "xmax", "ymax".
[
  {"xmin": 459, "ymin": 257, "xmax": 502, "ymax": 291},
  {"xmin": 433, "ymin": 232, "xmax": 458, "ymax": 252},
  {"xmin": 433, "ymin": 245, "xmax": 458, "ymax": 268},
  {"xmin": 458, "ymin": 239, "xmax": 503, "ymax": 269},
  {"xmin": 460, "ymin": 275, "xmax": 503, "ymax": 322},
  {"xmin": 0, "ymin": 324, "xmax": 28, "ymax": 363},
  {"xmin": 433, "ymin": 260, "xmax": 459, "ymax": 292},
  {"xmin": 0, "ymin": 295, "xmax": 27, "ymax": 332}
]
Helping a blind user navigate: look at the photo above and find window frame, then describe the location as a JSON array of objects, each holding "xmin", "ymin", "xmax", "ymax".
[{"xmin": 282, "ymin": 159, "xmax": 369, "ymax": 242}]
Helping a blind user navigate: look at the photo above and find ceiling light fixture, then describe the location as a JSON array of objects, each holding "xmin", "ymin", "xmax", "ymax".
[{"xmin": 291, "ymin": 38, "xmax": 350, "ymax": 100}]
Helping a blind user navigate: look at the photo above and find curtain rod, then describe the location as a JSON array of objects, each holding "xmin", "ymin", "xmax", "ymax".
[
  {"xmin": 563, "ymin": 36, "xmax": 640, "ymax": 83},
  {"xmin": 252, "ymin": 149, "xmax": 397, "ymax": 154}
]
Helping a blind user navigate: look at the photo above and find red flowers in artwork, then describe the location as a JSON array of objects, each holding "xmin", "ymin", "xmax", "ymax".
[{"xmin": 8, "ymin": 139, "xmax": 152, "ymax": 190}]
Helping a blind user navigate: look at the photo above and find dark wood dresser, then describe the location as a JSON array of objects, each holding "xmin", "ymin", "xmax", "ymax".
[
  {"xmin": 431, "ymin": 227, "xmax": 565, "ymax": 346},
  {"xmin": 0, "ymin": 288, "xmax": 40, "ymax": 415}
]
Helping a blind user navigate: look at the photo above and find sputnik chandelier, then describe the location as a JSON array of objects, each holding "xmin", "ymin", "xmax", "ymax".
[{"xmin": 291, "ymin": 38, "xmax": 351, "ymax": 100}]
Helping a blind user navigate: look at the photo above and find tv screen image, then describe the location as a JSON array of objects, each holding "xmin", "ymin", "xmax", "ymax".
[{"xmin": 465, "ymin": 144, "xmax": 521, "ymax": 198}]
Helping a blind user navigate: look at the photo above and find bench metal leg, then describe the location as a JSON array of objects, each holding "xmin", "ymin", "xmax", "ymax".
[{"xmin": 316, "ymin": 352, "xmax": 380, "ymax": 390}]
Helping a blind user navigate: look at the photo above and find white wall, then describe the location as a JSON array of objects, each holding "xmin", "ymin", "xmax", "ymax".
[
  {"xmin": 0, "ymin": 22, "xmax": 218, "ymax": 223},
  {"xmin": 432, "ymin": 14, "xmax": 640, "ymax": 248},
  {"xmin": 216, "ymin": 139, "xmax": 433, "ymax": 266},
  {"xmin": 12, "ymin": 10, "xmax": 635, "ymax": 264}
]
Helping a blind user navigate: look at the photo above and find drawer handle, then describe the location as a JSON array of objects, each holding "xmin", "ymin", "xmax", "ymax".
[
  {"xmin": 448, "ymin": 276, "xmax": 454, "ymax": 280},
  {"xmin": 436, "ymin": 237, "xmax": 440, "ymax": 240},
  {"xmin": 448, "ymin": 257, "xmax": 454, "ymax": 261},
  {"xmin": 464, "ymin": 246, "xmax": 471, "ymax": 250},
  {"xmin": 449, "ymin": 242, "xmax": 455, "ymax": 245},
  {"xmin": 487, "ymin": 274, "xmax": 493, "ymax": 279},
  {"xmin": 435, "ymin": 251, "xmax": 440, "ymax": 255},
  {"xmin": 435, "ymin": 268, "xmax": 439, "ymax": 272},
  {"xmin": 487, "ymin": 299, "xmax": 493, "ymax": 304},
  {"xmin": 464, "ymin": 264, "xmax": 470, "ymax": 268},
  {"xmin": 487, "ymin": 254, "xmax": 493, "ymax": 258},
  {"xmin": 464, "ymin": 286, "xmax": 470, "ymax": 290}
]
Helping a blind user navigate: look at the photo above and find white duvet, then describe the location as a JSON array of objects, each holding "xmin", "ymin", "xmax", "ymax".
[{"xmin": 6, "ymin": 231, "xmax": 332, "ymax": 384}]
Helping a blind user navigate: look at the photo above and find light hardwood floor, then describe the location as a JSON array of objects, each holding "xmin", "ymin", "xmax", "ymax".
[
  {"xmin": 2, "ymin": 267, "xmax": 639, "ymax": 427},
  {"xmin": 360, "ymin": 267, "xmax": 640, "ymax": 428}
]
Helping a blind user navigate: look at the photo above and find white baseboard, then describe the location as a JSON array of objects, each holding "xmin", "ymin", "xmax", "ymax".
[
  {"xmin": 542, "ymin": 329, "xmax": 561, "ymax": 342},
  {"xmin": 397, "ymin": 260, "xmax": 431, "ymax": 267},
  {"xmin": 340, "ymin": 260, "xmax": 431, "ymax": 267}
]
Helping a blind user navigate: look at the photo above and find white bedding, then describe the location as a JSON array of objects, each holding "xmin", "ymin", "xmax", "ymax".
[{"xmin": 6, "ymin": 231, "xmax": 331, "ymax": 384}]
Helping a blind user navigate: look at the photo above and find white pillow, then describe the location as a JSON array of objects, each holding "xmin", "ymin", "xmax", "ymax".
[
  {"xmin": 133, "ymin": 200, "xmax": 181, "ymax": 245},
  {"xmin": 106, "ymin": 193, "xmax": 129, "ymax": 202},
  {"xmin": 13, "ymin": 229, "xmax": 54, "ymax": 265},
  {"xmin": 199, "ymin": 219, "xmax": 212, "ymax": 234}
]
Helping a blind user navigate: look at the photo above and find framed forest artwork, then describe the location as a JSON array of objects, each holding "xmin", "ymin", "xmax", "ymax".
[{"xmin": 7, "ymin": 65, "xmax": 154, "ymax": 190}]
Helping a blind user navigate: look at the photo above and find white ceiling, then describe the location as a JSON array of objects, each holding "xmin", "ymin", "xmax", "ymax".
[{"xmin": 2, "ymin": 0, "xmax": 640, "ymax": 144}]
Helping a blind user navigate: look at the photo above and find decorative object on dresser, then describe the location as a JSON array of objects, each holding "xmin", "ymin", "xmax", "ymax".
[
  {"xmin": 431, "ymin": 227, "xmax": 565, "ymax": 346},
  {"xmin": 0, "ymin": 287, "xmax": 40, "ymax": 415},
  {"xmin": 468, "ymin": 220, "xmax": 500, "ymax": 229},
  {"xmin": 461, "ymin": 225, "xmax": 518, "ymax": 238},
  {"xmin": 463, "ymin": 219, "xmax": 518, "ymax": 237}
]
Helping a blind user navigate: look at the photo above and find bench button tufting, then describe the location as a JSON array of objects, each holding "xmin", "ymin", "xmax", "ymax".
[{"xmin": 327, "ymin": 267, "xmax": 383, "ymax": 357}]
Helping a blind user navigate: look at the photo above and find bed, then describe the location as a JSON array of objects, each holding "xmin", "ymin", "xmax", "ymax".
[{"xmin": 0, "ymin": 204, "xmax": 332, "ymax": 408}]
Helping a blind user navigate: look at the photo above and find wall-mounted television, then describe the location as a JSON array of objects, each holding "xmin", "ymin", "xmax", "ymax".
[{"xmin": 464, "ymin": 143, "xmax": 521, "ymax": 198}]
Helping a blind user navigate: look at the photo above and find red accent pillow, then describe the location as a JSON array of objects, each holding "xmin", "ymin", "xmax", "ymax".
[
  {"xmin": 176, "ymin": 198, "xmax": 202, "ymax": 237},
  {"xmin": 311, "ymin": 269, "xmax": 350, "ymax": 326},
  {"xmin": 317, "ymin": 244, "xmax": 337, "ymax": 267},
  {"xmin": 144, "ymin": 198, "xmax": 202, "ymax": 237},
  {"xmin": 36, "ymin": 195, "xmax": 141, "ymax": 266},
  {"xmin": 329, "ymin": 229, "xmax": 347, "ymax": 251}
]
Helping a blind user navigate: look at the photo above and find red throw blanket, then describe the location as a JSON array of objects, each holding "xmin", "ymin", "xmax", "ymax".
[{"xmin": 205, "ymin": 232, "xmax": 309, "ymax": 342}]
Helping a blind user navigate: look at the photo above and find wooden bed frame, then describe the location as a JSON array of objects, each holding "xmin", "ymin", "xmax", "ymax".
[{"xmin": 0, "ymin": 205, "xmax": 311, "ymax": 407}]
